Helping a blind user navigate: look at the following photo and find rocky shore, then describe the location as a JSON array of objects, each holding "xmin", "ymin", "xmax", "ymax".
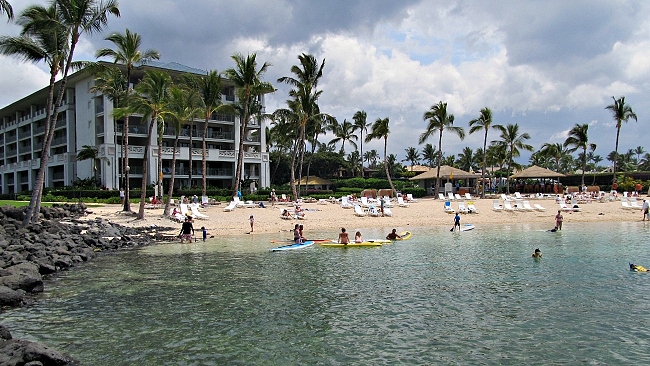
[{"xmin": 0, "ymin": 203, "xmax": 174, "ymax": 366}]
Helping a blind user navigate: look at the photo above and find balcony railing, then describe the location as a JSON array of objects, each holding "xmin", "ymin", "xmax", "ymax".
[
  {"xmin": 52, "ymin": 171, "xmax": 64, "ymax": 180},
  {"xmin": 171, "ymin": 168, "xmax": 233, "ymax": 176},
  {"xmin": 18, "ymin": 130, "xmax": 31, "ymax": 139},
  {"xmin": 51, "ymin": 136, "xmax": 67, "ymax": 146},
  {"xmin": 34, "ymin": 125, "xmax": 45, "ymax": 135},
  {"xmin": 6, "ymin": 149, "xmax": 17, "ymax": 156},
  {"xmin": 116, "ymin": 125, "xmax": 147, "ymax": 134},
  {"xmin": 19, "ymin": 145, "xmax": 32, "ymax": 154}
]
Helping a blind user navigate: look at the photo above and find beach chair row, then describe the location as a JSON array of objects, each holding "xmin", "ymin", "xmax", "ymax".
[
  {"xmin": 491, "ymin": 199, "xmax": 546, "ymax": 212},
  {"xmin": 444, "ymin": 201, "xmax": 479, "ymax": 214},
  {"xmin": 439, "ymin": 192, "xmax": 475, "ymax": 201}
]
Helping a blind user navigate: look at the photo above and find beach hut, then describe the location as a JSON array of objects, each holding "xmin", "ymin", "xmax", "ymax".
[
  {"xmin": 509, "ymin": 165, "xmax": 565, "ymax": 194},
  {"xmin": 409, "ymin": 165, "xmax": 476, "ymax": 196},
  {"xmin": 290, "ymin": 176, "xmax": 334, "ymax": 191}
]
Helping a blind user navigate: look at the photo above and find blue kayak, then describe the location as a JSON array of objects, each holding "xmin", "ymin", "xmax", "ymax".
[{"xmin": 270, "ymin": 241, "xmax": 315, "ymax": 252}]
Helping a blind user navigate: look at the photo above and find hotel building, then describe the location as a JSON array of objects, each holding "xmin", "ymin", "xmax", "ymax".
[{"xmin": 0, "ymin": 61, "xmax": 270, "ymax": 194}]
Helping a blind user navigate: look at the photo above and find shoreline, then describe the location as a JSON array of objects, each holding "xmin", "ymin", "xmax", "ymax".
[{"xmin": 83, "ymin": 196, "xmax": 649, "ymax": 238}]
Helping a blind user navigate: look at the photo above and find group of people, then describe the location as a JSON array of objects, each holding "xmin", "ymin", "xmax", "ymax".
[
  {"xmin": 178, "ymin": 216, "xmax": 210, "ymax": 243},
  {"xmin": 336, "ymin": 228, "xmax": 402, "ymax": 244}
]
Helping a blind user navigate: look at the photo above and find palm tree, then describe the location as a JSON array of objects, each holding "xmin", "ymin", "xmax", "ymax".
[
  {"xmin": 419, "ymin": 101, "xmax": 465, "ymax": 197},
  {"xmin": 165, "ymin": 85, "xmax": 200, "ymax": 215},
  {"xmin": 276, "ymin": 53, "xmax": 325, "ymax": 199},
  {"xmin": 402, "ymin": 147, "xmax": 420, "ymax": 170},
  {"xmin": 347, "ymin": 150, "xmax": 362, "ymax": 177},
  {"xmin": 457, "ymin": 146, "xmax": 475, "ymax": 172},
  {"xmin": 605, "ymin": 96, "xmax": 637, "ymax": 182},
  {"xmin": 633, "ymin": 146, "xmax": 645, "ymax": 168},
  {"xmin": 564, "ymin": 123, "xmax": 596, "ymax": 187},
  {"xmin": 225, "ymin": 53, "xmax": 273, "ymax": 197},
  {"xmin": 468, "ymin": 107, "xmax": 501, "ymax": 198},
  {"xmin": 76, "ymin": 145, "xmax": 105, "ymax": 179},
  {"xmin": 363, "ymin": 150, "xmax": 379, "ymax": 169},
  {"xmin": 1, "ymin": 0, "xmax": 13, "ymax": 19},
  {"xmin": 493, "ymin": 123, "xmax": 533, "ymax": 194},
  {"xmin": 96, "ymin": 28, "xmax": 159, "ymax": 211},
  {"xmin": 366, "ymin": 117, "xmax": 396, "ymax": 195},
  {"xmin": 329, "ymin": 119, "xmax": 358, "ymax": 154},
  {"xmin": 421, "ymin": 143, "xmax": 436, "ymax": 168},
  {"xmin": 126, "ymin": 70, "xmax": 172, "ymax": 219},
  {"xmin": 539, "ymin": 143, "xmax": 567, "ymax": 173},
  {"xmin": 15, "ymin": 0, "xmax": 119, "ymax": 225},
  {"xmin": 352, "ymin": 110, "xmax": 369, "ymax": 177}
]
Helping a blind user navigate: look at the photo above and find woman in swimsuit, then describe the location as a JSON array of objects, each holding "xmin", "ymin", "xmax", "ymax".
[{"xmin": 354, "ymin": 231, "xmax": 363, "ymax": 243}]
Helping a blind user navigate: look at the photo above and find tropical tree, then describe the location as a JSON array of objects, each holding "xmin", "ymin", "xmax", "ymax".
[
  {"xmin": 329, "ymin": 118, "xmax": 357, "ymax": 154},
  {"xmin": 226, "ymin": 53, "xmax": 273, "ymax": 197},
  {"xmin": 403, "ymin": 146, "xmax": 421, "ymax": 170},
  {"xmin": 633, "ymin": 146, "xmax": 645, "ymax": 168},
  {"xmin": 539, "ymin": 143, "xmax": 568, "ymax": 173},
  {"xmin": 468, "ymin": 107, "xmax": 501, "ymax": 198},
  {"xmin": 456, "ymin": 146, "xmax": 475, "ymax": 172},
  {"xmin": 16, "ymin": 0, "xmax": 119, "ymax": 225},
  {"xmin": 96, "ymin": 28, "xmax": 160, "ymax": 211},
  {"xmin": 275, "ymin": 53, "xmax": 325, "ymax": 199},
  {"xmin": 363, "ymin": 149, "xmax": 379, "ymax": 169},
  {"xmin": 419, "ymin": 101, "xmax": 465, "ymax": 197},
  {"xmin": 421, "ymin": 143, "xmax": 436, "ymax": 168},
  {"xmin": 352, "ymin": 110, "xmax": 369, "ymax": 177},
  {"xmin": 76, "ymin": 145, "xmax": 105, "ymax": 178},
  {"xmin": 605, "ymin": 96, "xmax": 637, "ymax": 182},
  {"xmin": 493, "ymin": 123, "xmax": 533, "ymax": 194},
  {"xmin": 366, "ymin": 117, "xmax": 396, "ymax": 194},
  {"xmin": 1, "ymin": 0, "xmax": 13, "ymax": 19},
  {"xmin": 564, "ymin": 123, "xmax": 596, "ymax": 187},
  {"xmin": 347, "ymin": 150, "xmax": 362, "ymax": 177},
  {"xmin": 126, "ymin": 70, "xmax": 172, "ymax": 219},
  {"xmin": 165, "ymin": 84, "xmax": 200, "ymax": 215}
]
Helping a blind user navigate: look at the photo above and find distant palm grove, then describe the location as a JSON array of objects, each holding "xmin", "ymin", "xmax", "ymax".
[{"xmin": 0, "ymin": 0, "xmax": 646, "ymax": 226}]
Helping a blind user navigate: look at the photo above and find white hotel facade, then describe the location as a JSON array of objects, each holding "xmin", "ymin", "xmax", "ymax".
[{"xmin": 0, "ymin": 61, "xmax": 271, "ymax": 194}]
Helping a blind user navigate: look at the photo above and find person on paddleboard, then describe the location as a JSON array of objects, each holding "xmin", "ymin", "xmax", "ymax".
[
  {"xmin": 355, "ymin": 231, "xmax": 363, "ymax": 243},
  {"xmin": 453, "ymin": 213, "xmax": 461, "ymax": 231},
  {"xmin": 293, "ymin": 224, "xmax": 302, "ymax": 243},
  {"xmin": 386, "ymin": 228, "xmax": 401, "ymax": 240},
  {"xmin": 338, "ymin": 228, "xmax": 350, "ymax": 244}
]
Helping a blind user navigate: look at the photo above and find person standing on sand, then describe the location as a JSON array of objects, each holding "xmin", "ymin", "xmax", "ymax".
[
  {"xmin": 201, "ymin": 226, "xmax": 208, "ymax": 241},
  {"xmin": 249, "ymin": 214, "xmax": 255, "ymax": 232},
  {"xmin": 643, "ymin": 199, "xmax": 649, "ymax": 221},
  {"xmin": 179, "ymin": 217, "xmax": 194, "ymax": 243},
  {"xmin": 555, "ymin": 210, "xmax": 563, "ymax": 230},
  {"xmin": 270, "ymin": 189, "xmax": 276, "ymax": 207}
]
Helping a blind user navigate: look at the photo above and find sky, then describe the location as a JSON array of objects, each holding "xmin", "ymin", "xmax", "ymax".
[{"xmin": 1, "ymin": 0, "xmax": 649, "ymax": 167}]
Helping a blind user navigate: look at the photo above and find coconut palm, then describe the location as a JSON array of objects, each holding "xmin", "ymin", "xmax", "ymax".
[
  {"xmin": 347, "ymin": 150, "xmax": 362, "ymax": 177},
  {"xmin": 16, "ymin": 0, "xmax": 119, "ymax": 225},
  {"xmin": 363, "ymin": 150, "xmax": 379, "ymax": 169},
  {"xmin": 421, "ymin": 143, "xmax": 436, "ymax": 168},
  {"xmin": 457, "ymin": 146, "xmax": 475, "ymax": 172},
  {"xmin": 493, "ymin": 123, "xmax": 533, "ymax": 194},
  {"xmin": 76, "ymin": 145, "xmax": 106, "ymax": 178},
  {"xmin": 95, "ymin": 28, "xmax": 160, "ymax": 211},
  {"xmin": 126, "ymin": 70, "xmax": 172, "ymax": 219},
  {"xmin": 633, "ymin": 146, "xmax": 645, "ymax": 168},
  {"xmin": 225, "ymin": 53, "xmax": 273, "ymax": 197},
  {"xmin": 165, "ymin": 85, "xmax": 201, "ymax": 215},
  {"xmin": 419, "ymin": 101, "xmax": 465, "ymax": 197},
  {"xmin": 352, "ymin": 110, "xmax": 369, "ymax": 177},
  {"xmin": 366, "ymin": 117, "xmax": 396, "ymax": 195},
  {"xmin": 402, "ymin": 147, "xmax": 421, "ymax": 170},
  {"xmin": 468, "ymin": 107, "xmax": 501, "ymax": 198},
  {"xmin": 605, "ymin": 96, "xmax": 637, "ymax": 182},
  {"xmin": 539, "ymin": 143, "xmax": 568, "ymax": 173},
  {"xmin": 329, "ymin": 119, "xmax": 358, "ymax": 154},
  {"xmin": 564, "ymin": 123, "xmax": 596, "ymax": 187},
  {"xmin": 276, "ymin": 53, "xmax": 325, "ymax": 199},
  {"xmin": 1, "ymin": 0, "xmax": 13, "ymax": 19}
]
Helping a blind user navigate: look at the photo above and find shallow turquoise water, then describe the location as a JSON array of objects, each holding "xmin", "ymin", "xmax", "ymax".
[{"xmin": 3, "ymin": 222, "xmax": 650, "ymax": 365}]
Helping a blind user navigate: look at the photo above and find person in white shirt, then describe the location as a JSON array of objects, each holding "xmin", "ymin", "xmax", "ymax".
[{"xmin": 642, "ymin": 199, "xmax": 649, "ymax": 221}]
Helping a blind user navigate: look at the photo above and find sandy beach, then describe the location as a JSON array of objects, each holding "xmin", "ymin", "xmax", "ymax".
[{"xmin": 83, "ymin": 195, "xmax": 649, "ymax": 239}]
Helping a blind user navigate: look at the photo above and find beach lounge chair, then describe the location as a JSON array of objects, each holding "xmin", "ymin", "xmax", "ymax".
[
  {"xmin": 629, "ymin": 197, "xmax": 643, "ymax": 210},
  {"xmin": 406, "ymin": 193, "xmax": 419, "ymax": 202},
  {"xmin": 318, "ymin": 199, "xmax": 328, "ymax": 205},
  {"xmin": 467, "ymin": 201, "xmax": 479, "ymax": 213},
  {"xmin": 559, "ymin": 201, "xmax": 574, "ymax": 212},
  {"xmin": 533, "ymin": 203, "xmax": 546, "ymax": 211},
  {"xmin": 438, "ymin": 193, "xmax": 446, "ymax": 200},
  {"xmin": 465, "ymin": 193, "xmax": 473, "ymax": 200},
  {"xmin": 457, "ymin": 202, "xmax": 469, "ymax": 214},
  {"xmin": 448, "ymin": 192, "xmax": 455, "ymax": 201},
  {"xmin": 360, "ymin": 196, "xmax": 371, "ymax": 207},
  {"xmin": 383, "ymin": 207, "xmax": 393, "ymax": 217},
  {"xmin": 223, "ymin": 201, "xmax": 237, "ymax": 212},
  {"xmin": 620, "ymin": 198, "xmax": 634, "ymax": 210},
  {"xmin": 201, "ymin": 195, "xmax": 209, "ymax": 206},
  {"xmin": 455, "ymin": 193, "xmax": 463, "ymax": 201},
  {"xmin": 340, "ymin": 196, "xmax": 354, "ymax": 209},
  {"xmin": 514, "ymin": 192, "xmax": 523, "ymax": 199},
  {"xmin": 180, "ymin": 203, "xmax": 190, "ymax": 216},
  {"xmin": 279, "ymin": 208, "xmax": 292, "ymax": 219},
  {"xmin": 522, "ymin": 200, "xmax": 535, "ymax": 211},
  {"xmin": 397, "ymin": 196, "xmax": 409, "ymax": 207},
  {"xmin": 492, "ymin": 200, "xmax": 503, "ymax": 211},
  {"xmin": 382, "ymin": 196, "xmax": 393, "ymax": 208},
  {"xmin": 354, "ymin": 204, "xmax": 367, "ymax": 217},
  {"xmin": 503, "ymin": 201, "xmax": 516, "ymax": 211},
  {"xmin": 190, "ymin": 203, "xmax": 209, "ymax": 220},
  {"xmin": 444, "ymin": 201, "xmax": 455, "ymax": 214},
  {"xmin": 368, "ymin": 205, "xmax": 381, "ymax": 217},
  {"xmin": 501, "ymin": 193, "xmax": 512, "ymax": 202}
]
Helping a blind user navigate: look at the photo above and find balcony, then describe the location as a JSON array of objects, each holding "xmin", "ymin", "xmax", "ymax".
[
  {"xmin": 52, "ymin": 171, "xmax": 64, "ymax": 180},
  {"xmin": 116, "ymin": 125, "xmax": 147, "ymax": 135},
  {"xmin": 51, "ymin": 136, "xmax": 67, "ymax": 146},
  {"xmin": 34, "ymin": 125, "xmax": 45, "ymax": 135},
  {"xmin": 18, "ymin": 130, "xmax": 31, "ymax": 139},
  {"xmin": 19, "ymin": 145, "xmax": 32, "ymax": 154},
  {"xmin": 6, "ymin": 149, "xmax": 17, "ymax": 157}
]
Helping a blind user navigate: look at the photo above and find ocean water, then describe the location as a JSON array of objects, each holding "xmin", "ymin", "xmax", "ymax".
[{"xmin": 3, "ymin": 222, "xmax": 650, "ymax": 365}]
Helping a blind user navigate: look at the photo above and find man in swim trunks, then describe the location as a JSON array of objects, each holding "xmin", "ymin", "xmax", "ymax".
[
  {"xmin": 555, "ymin": 210, "xmax": 563, "ymax": 230},
  {"xmin": 179, "ymin": 217, "xmax": 194, "ymax": 243},
  {"xmin": 338, "ymin": 228, "xmax": 350, "ymax": 244},
  {"xmin": 532, "ymin": 248, "xmax": 542, "ymax": 258},
  {"xmin": 293, "ymin": 224, "xmax": 302, "ymax": 243},
  {"xmin": 386, "ymin": 228, "xmax": 401, "ymax": 240},
  {"xmin": 453, "ymin": 212, "xmax": 461, "ymax": 231}
]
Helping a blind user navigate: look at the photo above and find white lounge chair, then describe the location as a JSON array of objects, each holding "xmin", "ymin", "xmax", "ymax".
[
  {"xmin": 448, "ymin": 192, "xmax": 455, "ymax": 201},
  {"xmin": 457, "ymin": 202, "xmax": 469, "ymax": 214},
  {"xmin": 522, "ymin": 200, "xmax": 535, "ymax": 211},
  {"xmin": 223, "ymin": 201, "xmax": 237, "ymax": 212},
  {"xmin": 190, "ymin": 203, "xmax": 209, "ymax": 220},
  {"xmin": 621, "ymin": 198, "xmax": 634, "ymax": 210},
  {"xmin": 354, "ymin": 204, "xmax": 367, "ymax": 217},
  {"xmin": 360, "ymin": 196, "xmax": 371, "ymax": 207},
  {"xmin": 382, "ymin": 196, "xmax": 393, "ymax": 207},
  {"xmin": 383, "ymin": 207, "xmax": 393, "ymax": 217},
  {"xmin": 438, "ymin": 193, "xmax": 446, "ymax": 200},
  {"xmin": 340, "ymin": 196, "xmax": 354, "ymax": 209},
  {"xmin": 503, "ymin": 201, "xmax": 516, "ymax": 211},
  {"xmin": 559, "ymin": 201, "xmax": 575, "ymax": 212},
  {"xmin": 201, "ymin": 195, "xmax": 209, "ymax": 206},
  {"xmin": 629, "ymin": 198, "xmax": 643, "ymax": 210},
  {"xmin": 492, "ymin": 200, "xmax": 503, "ymax": 211},
  {"xmin": 501, "ymin": 193, "xmax": 512, "ymax": 202},
  {"xmin": 318, "ymin": 199, "xmax": 328, "ymax": 205},
  {"xmin": 514, "ymin": 192, "xmax": 523, "ymax": 199},
  {"xmin": 444, "ymin": 201, "xmax": 455, "ymax": 214},
  {"xmin": 368, "ymin": 205, "xmax": 381, "ymax": 217},
  {"xmin": 233, "ymin": 196, "xmax": 255, "ymax": 208},
  {"xmin": 533, "ymin": 203, "xmax": 546, "ymax": 211},
  {"xmin": 455, "ymin": 193, "xmax": 463, "ymax": 201},
  {"xmin": 467, "ymin": 201, "xmax": 479, "ymax": 214},
  {"xmin": 397, "ymin": 196, "xmax": 409, "ymax": 207},
  {"xmin": 406, "ymin": 193, "xmax": 419, "ymax": 202},
  {"xmin": 180, "ymin": 203, "xmax": 190, "ymax": 216},
  {"xmin": 465, "ymin": 193, "xmax": 473, "ymax": 200}
]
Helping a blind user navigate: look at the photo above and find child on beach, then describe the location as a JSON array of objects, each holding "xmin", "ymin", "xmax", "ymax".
[
  {"xmin": 355, "ymin": 231, "xmax": 363, "ymax": 243},
  {"xmin": 201, "ymin": 226, "xmax": 208, "ymax": 241},
  {"xmin": 250, "ymin": 214, "xmax": 255, "ymax": 232}
]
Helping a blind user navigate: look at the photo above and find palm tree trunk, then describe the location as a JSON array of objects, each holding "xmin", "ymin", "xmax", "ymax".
[
  {"xmin": 613, "ymin": 126, "xmax": 621, "ymax": 183},
  {"xmin": 157, "ymin": 123, "xmax": 163, "ymax": 203},
  {"xmin": 164, "ymin": 133, "xmax": 180, "ymax": 216},
  {"xmin": 296, "ymin": 124, "xmax": 306, "ymax": 199},
  {"xmin": 384, "ymin": 137, "xmax": 396, "ymax": 195},
  {"xmin": 435, "ymin": 130, "xmax": 443, "ymax": 198},
  {"xmin": 202, "ymin": 116, "xmax": 208, "ymax": 196},
  {"xmin": 289, "ymin": 138, "xmax": 299, "ymax": 200},
  {"xmin": 138, "ymin": 115, "xmax": 157, "ymax": 219},
  {"xmin": 233, "ymin": 94, "xmax": 250, "ymax": 197},
  {"xmin": 581, "ymin": 148, "xmax": 586, "ymax": 187},
  {"xmin": 481, "ymin": 130, "xmax": 487, "ymax": 199},
  {"xmin": 122, "ymin": 67, "xmax": 133, "ymax": 212}
]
